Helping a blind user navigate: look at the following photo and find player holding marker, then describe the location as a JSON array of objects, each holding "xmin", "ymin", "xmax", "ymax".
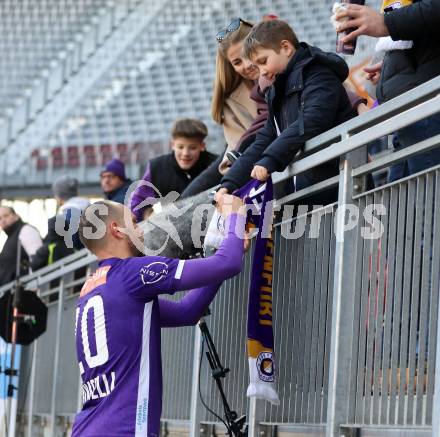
[{"xmin": 72, "ymin": 197, "xmax": 246, "ymax": 437}]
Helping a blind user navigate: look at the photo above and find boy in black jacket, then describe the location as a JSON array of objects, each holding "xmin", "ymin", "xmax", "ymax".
[
  {"xmin": 131, "ymin": 118, "xmax": 218, "ymax": 221},
  {"xmin": 216, "ymin": 20, "xmax": 355, "ymax": 204}
]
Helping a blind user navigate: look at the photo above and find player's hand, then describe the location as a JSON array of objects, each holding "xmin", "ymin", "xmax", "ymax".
[
  {"xmin": 214, "ymin": 187, "xmax": 229, "ymax": 204},
  {"xmin": 216, "ymin": 194, "xmax": 245, "ymax": 217},
  {"xmin": 218, "ymin": 155, "xmax": 232, "ymax": 175},
  {"xmin": 364, "ymin": 62, "xmax": 383, "ymax": 85},
  {"xmin": 336, "ymin": 5, "xmax": 389, "ymax": 43},
  {"xmin": 251, "ymin": 165, "xmax": 270, "ymax": 181}
]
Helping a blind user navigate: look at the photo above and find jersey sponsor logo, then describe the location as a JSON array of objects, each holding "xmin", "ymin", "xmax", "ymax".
[
  {"xmin": 136, "ymin": 397, "xmax": 148, "ymax": 429},
  {"xmin": 80, "ymin": 265, "xmax": 111, "ymax": 297},
  {"xmin": 256, "ymin": 352, "xmax": 275, "ymax": 382},
  {"xmin": 140, "ymin": 262, "xmax": 169, "ymax": 284}
]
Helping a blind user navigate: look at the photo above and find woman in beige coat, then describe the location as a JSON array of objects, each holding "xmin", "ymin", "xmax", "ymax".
[{"xmin": 181, "ymin": 18, "xmax": 270, "ymax": 197}]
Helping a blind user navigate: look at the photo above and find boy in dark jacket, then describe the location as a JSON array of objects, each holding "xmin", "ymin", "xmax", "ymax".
[
  {"xmin": 131, "ymin": 118, "xmax": 218, "ymax": 221},
  {"xmin": 217, "ymin": 19, "xmax": 355, "ymax": 203}
]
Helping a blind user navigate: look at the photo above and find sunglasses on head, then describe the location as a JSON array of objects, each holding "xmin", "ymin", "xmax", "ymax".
[{"xmin": 216, "ymin": 17, "xmax": 253, "ymax": 43}]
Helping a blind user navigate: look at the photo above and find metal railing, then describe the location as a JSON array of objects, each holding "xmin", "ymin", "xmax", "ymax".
[{"xmin": 1, "ymin": 75, "xmax": 440, "ymax": 437}]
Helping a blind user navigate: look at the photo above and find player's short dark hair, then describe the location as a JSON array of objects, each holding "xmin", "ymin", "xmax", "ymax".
[
  {"xmin": 243, "ymin": 19, "xmax": 300, "ymax": 60},
  {"xmin": 78, "ymin": 200, "xmax": 123, "ymax": 252},
  {"xmin": 171, "ymin": 118, "xmax": 208, "ymax": 142}
]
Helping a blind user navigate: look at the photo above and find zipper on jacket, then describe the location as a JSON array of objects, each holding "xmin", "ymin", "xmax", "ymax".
[{"xmin": 298, "ymin": 92, "xmax": 305, "ymax": 136}]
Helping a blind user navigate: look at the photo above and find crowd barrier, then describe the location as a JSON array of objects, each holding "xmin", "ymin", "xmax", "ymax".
[{"xmin": 1, "ymin": 75, "xmax": 440, "ymax": 437}]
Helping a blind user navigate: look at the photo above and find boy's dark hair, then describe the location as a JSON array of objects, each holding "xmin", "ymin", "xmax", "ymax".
[
  {"xmin": 171, "ymin": 118, "xmax": 208, "ymax": 142},
  {"xmin": 243, "ymin": 19, "xmax": 300, "ymax": 60}
]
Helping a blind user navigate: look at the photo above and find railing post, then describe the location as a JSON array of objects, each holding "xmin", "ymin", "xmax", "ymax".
[
  {"xmin": 248, "ymin": 397, "xmax": 264, "ymax": 437},
  {"xmin": 433, "ymin": 291, "xmax": 440, "ymax": 437},
  {"xmin": 49, "ymin": 278, "xmax": 65, "ymax": 436},
  {"xmin": 26, "ymin": 336, "xmax": 38, "ymax": 437},
  {"xmin": 189, "ymin": 326, "xmax": 204, "ymax": 437},
  {"xmin": 326, "ymin": 147, "xmax": 365, "ymax": 437}
]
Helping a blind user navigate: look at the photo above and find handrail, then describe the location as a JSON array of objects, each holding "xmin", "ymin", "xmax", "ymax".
[
  {"xmin": 273, "ymin": 76, "xmax": 440, "ymax": 185},
  {"xmin": 304, "ymin": 75, "xmax": 440, "ymax": 153},
  {"xmin": 0, "ymin": 247, "xmax": 93, "ymax": 296},
  {"xmin": 2, "ymin": 75, "xmax": 439, "ymax": 297}
]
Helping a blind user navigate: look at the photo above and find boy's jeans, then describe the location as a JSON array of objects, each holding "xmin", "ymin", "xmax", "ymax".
[{"xmin": 388, "ymin": 113, "xmax": 440, "ymax": 182}]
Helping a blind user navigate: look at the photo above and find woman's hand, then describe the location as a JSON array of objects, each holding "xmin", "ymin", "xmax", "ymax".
[
  {"xmin": 364, "ymin": 62, "xmax": 383, "ymax": 86},
  {"xmin": 251, "ymin": 165, "xmax": 270, "ymax": 181}
]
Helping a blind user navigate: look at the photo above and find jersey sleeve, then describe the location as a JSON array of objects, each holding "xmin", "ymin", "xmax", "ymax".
[
  {"xmin": 122, "ymin": 256, "xmax": 185, "ymax": 300},
  {"xmin": 123, "ymin": 213, "xmax": 246, "ymax": 300}
]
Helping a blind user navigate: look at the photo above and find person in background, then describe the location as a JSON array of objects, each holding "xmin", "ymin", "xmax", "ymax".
[
  {"xmin": 130, "ymin": 118, "xmax": 217, "ymax": 220},
  {"xmin": 30, "ymin": 214, "xmax": 87, "ymax": 295},
  {"xmin": 52, "ymin": 175, "xmax": 90, "ymax": 249},
  {"xmin": 31, "ymin": 215, "xmax": 73, "ymax": 271},
  {"xmin": 0, "ymin": 206, "xmax": 42, "ymax": 286},
  {"xmin": 101, "ymin": 158, "xmax": 132, "ymax": 204},
  {"xmin": 335, "ymin": 1, "xmax": 440, "ymax": 181}
]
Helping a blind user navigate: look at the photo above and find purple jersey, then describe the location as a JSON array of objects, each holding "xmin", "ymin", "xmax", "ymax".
[
  {"xmin": 73, "ymin": 256, "xmax": 183, "ymax": 437},
  {"xmin": 72, "ymin": 213, "xmax": 246, "ymax": 437}
]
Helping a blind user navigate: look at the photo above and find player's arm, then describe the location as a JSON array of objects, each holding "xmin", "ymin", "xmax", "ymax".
[
  {"xmin": 127, "ymin": 195, "xmax": 246, "ymax": 300},
  {"xmin": 158, "ymin": 281, "xmax": 222, "ymax": 327},
  {"xmin": 176, "ymin": 211, "xmax": 245, "ymax": 290}
]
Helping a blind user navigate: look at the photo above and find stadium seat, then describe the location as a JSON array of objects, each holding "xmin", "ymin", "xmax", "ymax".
[
  {"xmin": 67, "ymin": 145, "xmax": 79, "ymax": 168},
  {"xmin": 100, "ymin": 144, "xmax": 113, "ymax": 164},
  {"xmin": 51, "ymin": 146, "xmax": 64, "ymax": 169},
  {"xmin": 2, "ymin": 0, "xmax": 382, "ymax": 184},
  {"xmin": 117, "ymin": 143, "xmax": 130, "ymax": 163},
  {"xmin": 31, "ymin": 148, "xmax": 48, "ymax": 171},
  {"xmin": 83, "ymin": 144, "xmax": 97, "ymax": 167}
]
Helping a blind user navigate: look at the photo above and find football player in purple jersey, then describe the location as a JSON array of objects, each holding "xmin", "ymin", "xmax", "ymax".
[{"xmin": 72, "ymin": 196, "xmax": 246, "ymax": 437}]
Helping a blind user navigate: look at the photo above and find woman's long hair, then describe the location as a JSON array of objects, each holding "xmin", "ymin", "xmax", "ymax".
[{"xmin": 211, "ymin": 23, "xmax": 253, "ymax": 124}]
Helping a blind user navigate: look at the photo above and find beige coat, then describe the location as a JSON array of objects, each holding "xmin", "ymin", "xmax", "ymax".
[{"xmin": 222, "ymin": 81, "xmax": 258, "ymax": 151}]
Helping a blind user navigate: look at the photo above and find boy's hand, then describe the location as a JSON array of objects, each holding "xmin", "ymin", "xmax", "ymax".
[
  {"xmin": 251, "ymin": 165, "xmax": 270, "ymax": 181},
  {"xmin": 336, "ymin": 5, "xmax": 389, "ymax": 42},
  {"xmin": 214, "ymin": 187, "xmax": 229, "ymax": 205},
  {"xmin": 357, "ymin": 102, "xmax": 369, "ymax": 115}
]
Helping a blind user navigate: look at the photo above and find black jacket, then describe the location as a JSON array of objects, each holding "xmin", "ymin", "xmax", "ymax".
[
  {"xmin": 148, "ymin": 150, "xmax": 218, "ymax": 198},
  {"xmin": 0, "ymin": 219, "xmax": 29, "ymax": 286},
  {"xmin": 31, "ymin": 216, "xmax": 74, "ymax": 271},
  {"xmin": 131, "ymin": 150, "xmax": 218, "ymax": 220},
  {"xmin": 180, "ymin": 153, "xmax": 224, "ymax": 198},
  {"xmin": 221, "ymin": 43, "xmax": 355, "ymax": 196},
  {"xmin": 377, "ymin": 0, "xmax": 440, "ymax": 102},
  {"xmin": 31, "ymin": 215, "xmax": 87, "ymax": 292}
]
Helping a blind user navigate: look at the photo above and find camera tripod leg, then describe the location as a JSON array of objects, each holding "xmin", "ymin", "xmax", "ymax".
[{"xmin": 198, "ymin": 318, "xmax": 247, "ymax": 437}]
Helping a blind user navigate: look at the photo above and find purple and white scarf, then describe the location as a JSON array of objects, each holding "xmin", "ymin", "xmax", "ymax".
[
  {"xmin": 204, "ymin": 178, "xmax": 279, "ymax": 403},
  {"xmin": 235, "ymin": 178, "xmax": 279, "ymax": 404}
]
